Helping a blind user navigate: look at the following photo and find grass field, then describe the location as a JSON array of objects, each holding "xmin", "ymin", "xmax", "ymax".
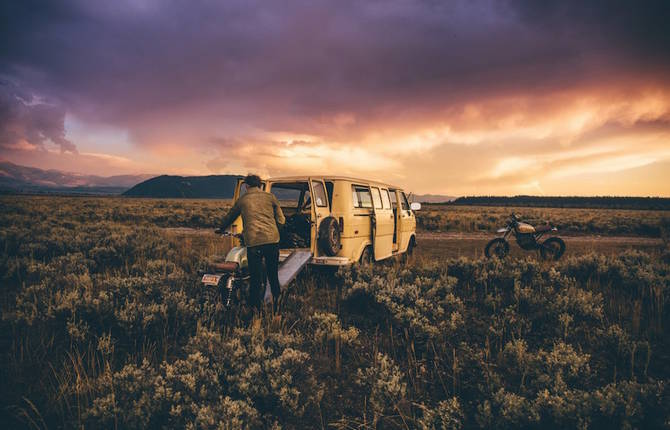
[
  {"xmin": 418, "ymin": 204, "xmax": 670, "ymax": 237},
  {"xmin": 1, "ymin": 196, "xmax": 669, "ymax": 429}
]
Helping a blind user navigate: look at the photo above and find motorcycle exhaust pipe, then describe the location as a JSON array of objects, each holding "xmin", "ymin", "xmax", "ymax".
[{"xmin": 224, "ymin": 276, "xmax": 234, "ymax": 308}]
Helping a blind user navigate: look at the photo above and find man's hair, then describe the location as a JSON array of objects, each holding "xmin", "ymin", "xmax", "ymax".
[{"xmin": 243, "ymin": 174, "xmax": 262, "ymax": 188}]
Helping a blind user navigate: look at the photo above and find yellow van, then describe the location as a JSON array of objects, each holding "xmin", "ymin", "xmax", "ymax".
[{"xmin": 230, "ymin": 176, "xmax": 420, "ymax": 266}]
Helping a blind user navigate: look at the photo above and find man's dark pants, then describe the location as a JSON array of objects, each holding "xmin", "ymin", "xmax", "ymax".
[{"xmin": 247, "ymin": 242, "xmax": 281, "ymax": 311}]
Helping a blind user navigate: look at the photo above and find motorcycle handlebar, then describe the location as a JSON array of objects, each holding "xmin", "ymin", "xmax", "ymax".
[{"xmin": 214, "ymin": 229, "xmax": 242, "ymax": 238}]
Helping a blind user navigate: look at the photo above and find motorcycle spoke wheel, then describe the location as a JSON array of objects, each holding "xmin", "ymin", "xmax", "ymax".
[
  {"xmin": 485, "ymin": 238, "xmax": 509, "ymax": 259},
  {"xmin": 202, "ymin": 287, "xmax": 220, "ymax": 304},
  {"xmin": 540, "ymin": 237, "xmax": 566, "ymax": 261}
]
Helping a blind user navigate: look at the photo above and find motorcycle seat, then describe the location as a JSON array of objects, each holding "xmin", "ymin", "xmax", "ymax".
[
  {"xmin": 211, "ymin": 261, "xmax": 239, "ymax": 272},
  {"xmin": 534, "ymin": 224, "xmax": 553, "ymax": 233}
]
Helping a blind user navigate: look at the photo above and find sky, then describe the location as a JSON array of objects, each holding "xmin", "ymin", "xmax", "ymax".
[{"xmin": 1, "ymin": 0, "xmax": 669, "ymax": 196}]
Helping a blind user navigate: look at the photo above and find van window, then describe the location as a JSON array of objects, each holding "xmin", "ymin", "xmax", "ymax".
[
  {"xmin": 371, "ymin": 187, "xmax": 383, "ymax": 209},
  {"xmin": 381, "ymin": 189, "xmax": 391, "ymax": 209},
  {"xmin": 270, "ymin": 182, "xmax": 310, "ymax": 212},
  {"xmin": 312, "ymin": 181, "xmax": 328, "ymax": 207},
  {"xmin": 352, "ymin": 185, "xmax": 373, "ymax": 208},
  {"xmin": 389, "ymin": 189, "xmax": 398, "ymax": 209},
  {"xmin": 325, "ymin": 181, "xmax": 334, "ymax": 207},
  {"xmin": 401, "ymin": 192, "xmax": 410, "ymax": 211}
]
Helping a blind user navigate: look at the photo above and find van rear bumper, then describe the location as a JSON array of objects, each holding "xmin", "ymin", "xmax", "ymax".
[
  {"xmin": 280, "ymin": 249, "xmax": 350, "ymax": 266},
  {"xmin": 310, "ymin": 256, "xmax": 350, "ymax": 266}
]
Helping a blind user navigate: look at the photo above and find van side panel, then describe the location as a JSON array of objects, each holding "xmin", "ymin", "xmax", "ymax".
[{"xmin": 331, "ymin": 181, "xmax": 372, "ymax": 263}]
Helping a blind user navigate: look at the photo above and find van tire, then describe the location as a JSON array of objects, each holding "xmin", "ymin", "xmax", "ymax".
[
  {"xmin": 407, "ymin": 236, "xmax": 416, "ymax": 256},
  {"xmin": 359, "ymin": 246, "xmax": 373, "ymax": 266},
  {"xmin": 318, "ymin": 216, "xmax": 342, "ymax": 256}
]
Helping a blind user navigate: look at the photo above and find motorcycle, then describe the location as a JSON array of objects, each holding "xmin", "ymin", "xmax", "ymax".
[
  {"xmin": 485, "ymin": 213, "xmax": 566, "ymax": 260},
  {"xmin": 200, "ymin": 230, "xmax": 259, "ymax": 308}
]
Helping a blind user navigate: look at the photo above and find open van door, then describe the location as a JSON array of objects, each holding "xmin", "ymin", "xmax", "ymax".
[
  {"xmin": 370, "ymin": 186, "xmax": 394, "ymax": 260},
  {"xmin": 230, "ymin": 178, "xmax": 245, "ymax": 235},
  {"xmin": 308, "ymin": 178, "xmax": 331, "ymax": 256}
]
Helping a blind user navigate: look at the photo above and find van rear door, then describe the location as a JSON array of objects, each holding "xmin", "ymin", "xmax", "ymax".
[{"xmin": 308, "ymin": 178, "xmax": 331, "ymax": 256}]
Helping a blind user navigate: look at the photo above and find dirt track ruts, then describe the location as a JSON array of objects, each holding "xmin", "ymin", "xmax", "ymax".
[
  {"xmin": 416, "ymin": 232, "xmax": 663, "ymax": 245},
  {"xmin": 165, "ymin": 227, "xmax": 663, "ymax": 246}
]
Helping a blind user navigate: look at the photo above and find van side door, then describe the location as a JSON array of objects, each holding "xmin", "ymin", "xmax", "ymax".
[
  {"xmin": 397, "ymin": 191, "xmax": 415, "ymax": 252},
  {"xmin": 309, "ymin": 178, "xmax": 331, "ymax": 256},
  {"xmin": 371, "ymin": 186, "xmax": 394, "ymax": 260}
]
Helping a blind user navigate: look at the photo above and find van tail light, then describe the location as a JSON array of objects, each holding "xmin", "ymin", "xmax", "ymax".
[{"xmin": 339, "ymin": 217, "xmax": 344, "ymax": 232}]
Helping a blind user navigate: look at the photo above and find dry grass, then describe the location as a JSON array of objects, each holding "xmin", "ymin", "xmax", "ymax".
[{"xmin": 1, "ymin": 196, "xmax": 669, "ymax": 428}]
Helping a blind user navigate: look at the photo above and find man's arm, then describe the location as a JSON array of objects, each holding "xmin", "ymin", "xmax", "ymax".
[
  {"xmin": 272, "ymin": 195, "xmax": 285, "ymax": 226},
  {"xmin": 220, "ymin": 200, "xmax": 242, "ymax": 231}
]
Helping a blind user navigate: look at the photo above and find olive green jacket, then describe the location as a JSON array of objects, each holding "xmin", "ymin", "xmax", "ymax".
[{"xmin": 220, "ymin": 187, "xmax": 286, "ymax": 247}]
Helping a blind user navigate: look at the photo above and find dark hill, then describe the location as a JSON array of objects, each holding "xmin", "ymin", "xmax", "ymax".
[
  {"xmin": 451, "ymin": 195, "xmax": 670, "ymax": 210},
  {"xmin": 123, "ymin": 175, "xmax": 241, "ymax": 198}
]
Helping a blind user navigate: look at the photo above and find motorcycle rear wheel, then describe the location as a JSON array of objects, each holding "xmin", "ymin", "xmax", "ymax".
[
  {"xmin": 485, "ymin": 238, "xmax": 510, "ymax": 259},
  {"xmin": 540, "ymin": 237, "xmax": 565, "ymax": 261},
  {"xmin": 201, "ymin": 285, "xmax": 221, "ymax": 304}
]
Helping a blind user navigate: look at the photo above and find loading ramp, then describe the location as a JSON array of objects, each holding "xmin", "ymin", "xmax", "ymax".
[{"xmin": 264, "ymin": 250, "xmax": 312, "ymax": 301}]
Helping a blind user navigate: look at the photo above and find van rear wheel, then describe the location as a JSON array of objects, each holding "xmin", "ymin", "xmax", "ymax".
[{"xmin": 359, "ymin": 246, "xmax": 373, "ymax": 266}]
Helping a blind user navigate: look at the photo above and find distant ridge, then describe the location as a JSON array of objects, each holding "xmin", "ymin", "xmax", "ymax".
[
  {"xmin": 451, "ymin": 195, "xmax": 670, "ymax": 210},
  {"xmin": 0, "ymin": 160, "xmax": 151, "ymax": 195},
  {"xmin": 123, "ymin": 174, "xmax": 241, "ymax": 198}
]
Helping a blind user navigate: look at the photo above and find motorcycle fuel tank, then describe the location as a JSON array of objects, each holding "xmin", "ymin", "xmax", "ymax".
[
  {"xmin": 225, "ymin": 246, "xmax": 248, "ymax": 269},
  {"xmin": 516, "ymin": 222, "xmax": 536, "ymax": 234}
]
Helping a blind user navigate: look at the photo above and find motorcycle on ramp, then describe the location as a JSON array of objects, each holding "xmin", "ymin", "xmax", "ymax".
[{"xmin": 200, "ymin": 230, "xmax": 312, "ymax": 309}]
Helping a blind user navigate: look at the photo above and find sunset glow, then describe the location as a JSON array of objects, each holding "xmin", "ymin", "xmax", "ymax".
[{"xmin": 1, "ymin": 1, "xmax": 669, "ymax": 195}]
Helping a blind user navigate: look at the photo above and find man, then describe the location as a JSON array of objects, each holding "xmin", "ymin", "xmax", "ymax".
[{"xmin": 219, "ymin": 174, "xmax": 285, "ymax": 313}]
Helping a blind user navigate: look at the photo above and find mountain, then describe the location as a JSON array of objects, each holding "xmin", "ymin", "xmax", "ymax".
[
  {"xmin": 123, "ymin": 175, "xmax": 241, "ymax": 198},
  {"xmin": 0, "ymin": 161, "xmax": 151, "ymax": 195}
]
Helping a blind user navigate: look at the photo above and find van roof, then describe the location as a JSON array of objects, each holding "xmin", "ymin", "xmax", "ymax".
[{"xmin": 267, "ymin": 175, "xmax": 401, "ymax": 190}]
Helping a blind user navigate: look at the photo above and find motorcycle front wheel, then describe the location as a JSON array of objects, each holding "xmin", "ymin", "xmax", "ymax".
[
  {"xmin": 540, "ymin": 237, "xmax": 566, "ymax": 261},
  {"xmin": 485, "ymin": 238, "xmax": 510, "ymax": 259}
]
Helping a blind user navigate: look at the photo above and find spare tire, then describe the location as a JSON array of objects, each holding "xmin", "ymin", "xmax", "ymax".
[{"xmin": 318, "ymin": 216, "xmax": 342, "ymax": 256}]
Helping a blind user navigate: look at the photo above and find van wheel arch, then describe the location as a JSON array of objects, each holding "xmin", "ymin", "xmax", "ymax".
[
  {"xmin": 407, "ymin": 235, "xmax": 417, "ymax": 255},
  {"xmin": 359, "ymin": 245, "xmax": 373, "ymax": 265}
]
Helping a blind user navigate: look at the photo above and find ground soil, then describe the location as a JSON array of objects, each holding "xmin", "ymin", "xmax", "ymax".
[
  {"xmin": 416, "ymin": 232, "xmax": 663, "ymax": 260},
  {"xmin": 165, "ymin": 227, "xmax": 664, "ymax": 261}
]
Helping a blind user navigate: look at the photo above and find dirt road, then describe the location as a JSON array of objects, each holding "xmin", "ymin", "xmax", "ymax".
[
  {"xmin": 165, "ymin": 227, "xmax": 664, "ymax": 260},
  {"xmin": 416, "ymin": 232, "xmax": 663, "ymax": 260}
]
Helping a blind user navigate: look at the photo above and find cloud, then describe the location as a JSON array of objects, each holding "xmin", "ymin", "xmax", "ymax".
[
  {"xmin": 1, "ymin": 1, "xmax": 669, "ymax": 195},
  {"xmin": 0, "ymin": 79, "xmax": 77, "ymax": 154}
]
